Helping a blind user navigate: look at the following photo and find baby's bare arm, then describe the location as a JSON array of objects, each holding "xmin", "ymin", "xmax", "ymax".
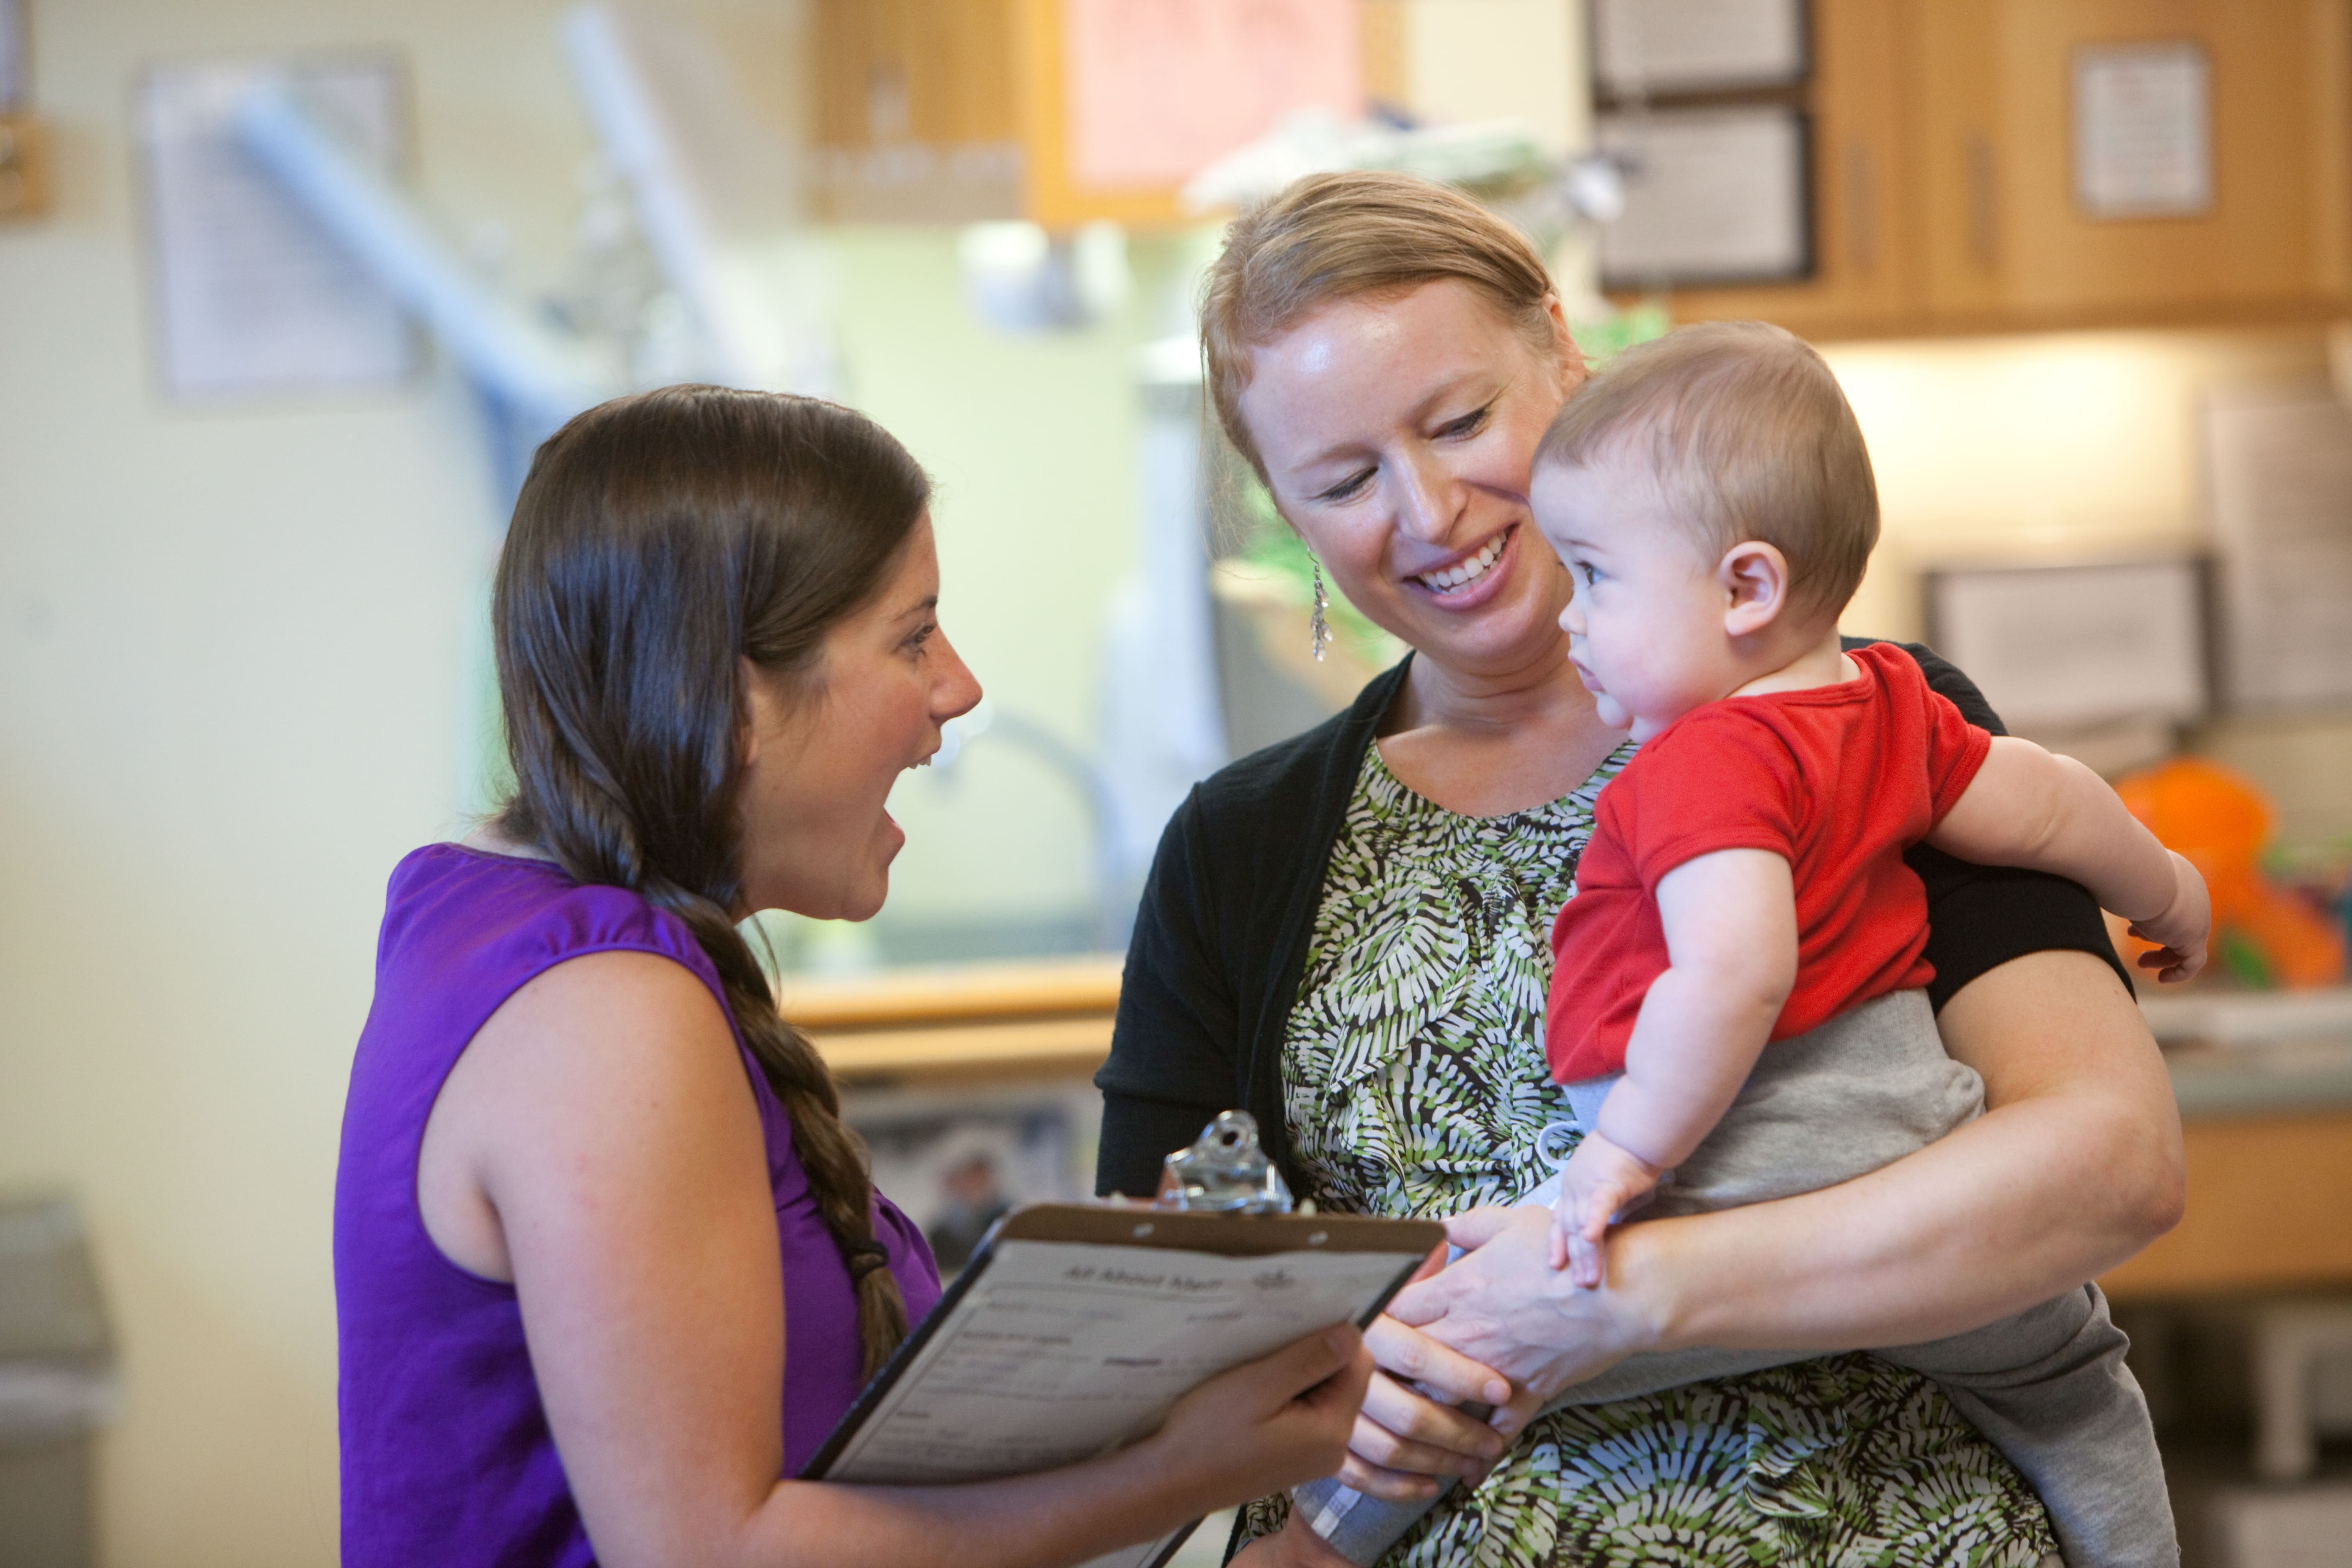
[
  {"xmin": 1928, "ymin": 738, "xmax": 2208, "ymax": 980},
  {"xmin": 1596, "ymin": 850, "xmax": 1798, "ymax": 1171}
]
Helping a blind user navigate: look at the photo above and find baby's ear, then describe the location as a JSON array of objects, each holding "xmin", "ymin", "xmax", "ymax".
[{"xmin": 1719, "ymin": 542, "xmax": 1790, "ymax": 637}]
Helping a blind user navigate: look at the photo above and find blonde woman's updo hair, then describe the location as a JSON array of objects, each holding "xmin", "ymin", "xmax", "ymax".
[{"xmin": 1200, "ymin": 170, "xmax": 1578, "ymax": 483}]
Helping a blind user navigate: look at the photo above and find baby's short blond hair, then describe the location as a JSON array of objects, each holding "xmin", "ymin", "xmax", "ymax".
[{"xmin": 1535, "ymin": 320, "xmax": 1878, "ymax": 622}]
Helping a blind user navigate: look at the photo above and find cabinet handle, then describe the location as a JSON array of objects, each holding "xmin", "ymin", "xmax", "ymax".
[
  {"xmin": 1965, "ymin": 131, "xmax": 2000, "ymax": 272},
  {"xmin": 1844, "ymin": 142, "xmax": 1878, "ymax": 273}
]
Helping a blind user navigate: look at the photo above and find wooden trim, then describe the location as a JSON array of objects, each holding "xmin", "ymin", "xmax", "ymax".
[
  {"xmin": 0, "ymin": 116, "xmax": 53, "ymax": 222},
  {"xmin": 810, "ymin": 1014, "xmax": 1114, "ymax": 1083},
  {"xmin": 779, "ymin": 955, "xmax": 1122, "ymax": 1029},
  {"xmin": 1361, "ymin": 0, "xmax": 1408, "ymax": 108}
]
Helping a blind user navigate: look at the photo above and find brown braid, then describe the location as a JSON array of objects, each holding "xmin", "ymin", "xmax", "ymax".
[{"xmin": 491, "ymin": 384, "xmax": 924, "ymax": 1379}]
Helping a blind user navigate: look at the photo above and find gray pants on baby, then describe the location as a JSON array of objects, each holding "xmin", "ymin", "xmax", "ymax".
[{"xmin": 1295, "ymin": 989, "xmax": 2174, "ymax": 1568}]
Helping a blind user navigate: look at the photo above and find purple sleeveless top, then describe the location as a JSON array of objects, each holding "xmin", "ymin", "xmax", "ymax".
[{"xmin": 335, "ymin": 844, "xmax": 941, "ymax": 1568}]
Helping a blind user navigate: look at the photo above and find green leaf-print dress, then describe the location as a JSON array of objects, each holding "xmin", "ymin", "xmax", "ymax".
[{"xmin": 1237, "ymin": 744, "xmax": 2059, "ymax": 1568}]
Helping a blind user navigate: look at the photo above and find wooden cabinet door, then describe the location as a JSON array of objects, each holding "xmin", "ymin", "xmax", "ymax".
[
  {"xmin": 813, "ymin": 0, "xmax": 1370, "ymax": 229},
  {"xmin": 811, "ymin": 0, "xmax": 1027, "ymax": 223},
  {"xmin": 1907, "ymin": 0, "xmax": 2352, "ymax": 328},
  {"xmin": 2100, "ymin": 1111, "xmax": 2352, "ymax": 1300},
  {"xmin": 1629, "ymin": 0, "xmax": 1919, "ymax": 341}
]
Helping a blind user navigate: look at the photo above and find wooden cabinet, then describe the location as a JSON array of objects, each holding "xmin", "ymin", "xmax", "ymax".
[
  {"xmin": 810, "ymin": 0, "xmax": 1030, "ymax": 224},
  {"xmin": 1648, "ymin": 0, "xmax": 2352, "ymax": 339},
  {"xmin": 1625, "ymin": 0, "xmax": 1916, "ymax": 342},
  {"xmin": 2101, "ymin": 1109, "xmax": 2352, "ymax": 1300},
  {"xmin": 810, "ymin": 0, "xmax": 1367, "ymax": 230},
  {"xmin": 1909, "ymin": 0, "xmax": 2352, "ymax": 330}
]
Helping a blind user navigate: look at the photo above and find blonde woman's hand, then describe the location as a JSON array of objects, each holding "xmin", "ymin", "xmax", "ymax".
[
  {"xmin": 1386, "ymin": 1206, "xmax": 1665, "ymax": 1401},
  {"xmin": 1324, "ymin": 1311, "xmax": 1539, "ymax": 1501}
]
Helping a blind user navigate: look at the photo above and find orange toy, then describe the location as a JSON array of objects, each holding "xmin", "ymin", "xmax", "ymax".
[{"xmin": 2112, "ymin": 757, "xmax": 2347, "ymax": 989}]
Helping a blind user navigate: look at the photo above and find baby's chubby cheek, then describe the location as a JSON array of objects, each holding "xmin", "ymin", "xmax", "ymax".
[{"xmin": 1586, "ymin": 686, "xmax": 1632, "ymax": 732}]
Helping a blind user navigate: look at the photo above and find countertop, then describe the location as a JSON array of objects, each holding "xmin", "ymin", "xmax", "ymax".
[
  {"xmin": 2142, "ymin": 985, "xmax": 2352, "ymax": 1118},
  {"xmin": 779, "ymin": 960, "xmax": 2352, "ymax": 1296},
  {"xmin": 781, "ymin": 960, "xmax": 2352, "ymax": 1115}
]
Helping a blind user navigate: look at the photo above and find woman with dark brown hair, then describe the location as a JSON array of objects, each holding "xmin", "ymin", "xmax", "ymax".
[
  {"xmin": 1096, "ymin": 173, "xmax": 2184, "ymax": 1565},
  {"xmin": 335, "ymin": 384, "xmax": 1374, "ymax": 1568}
]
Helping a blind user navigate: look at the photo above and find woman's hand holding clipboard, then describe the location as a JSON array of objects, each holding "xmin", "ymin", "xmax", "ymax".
[{"xmin": 801, "ymin": 1115, "xmax": 1444, "ymax": 1568}]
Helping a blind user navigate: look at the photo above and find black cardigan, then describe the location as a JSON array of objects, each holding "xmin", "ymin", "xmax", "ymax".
[{"xmin": 1094, "ymin": 640, "xmax": 2131, "ymax": 1199}]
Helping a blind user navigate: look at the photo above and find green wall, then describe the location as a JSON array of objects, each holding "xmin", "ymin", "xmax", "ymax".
[{"xmin": 817, "ymin": 226, "xmax": 1212, "ymax": 962}]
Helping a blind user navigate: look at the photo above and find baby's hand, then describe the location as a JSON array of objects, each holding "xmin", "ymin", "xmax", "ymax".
[
  {"xmin": 2129, "ymin": 850, "xmax": 2211, "ymax": 985},
  {"xmin": 1547, "ymin": 1134, "xmax": 1664, "ymax": 1289}
]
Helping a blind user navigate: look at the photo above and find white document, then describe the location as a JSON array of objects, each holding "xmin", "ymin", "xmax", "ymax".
[
  {"xmin": 1592, "ymin": 0, "xmax": 1808, "ymax": 97},
  {"xmin": 2202, "ymin": 384, "xmax": 2352, "ymax": 711},
  {"xmin": 812, "ymin": 1237, "xmax": 1417, "ymax": 1568},
  {"xmin": 1925, "ymin": 560, "xmax": 2208, "ymax": 732},
  {"xmin": 2073, "ymin": 41, "xmax": 2212, "ymax": 219},
  {"xmin": 1598, "ymin": 105, "xmax": 1809, "ymax": 288},
  {"xmin": 138, "ymin": 56, "xmax": 417, "ymax": 400}
]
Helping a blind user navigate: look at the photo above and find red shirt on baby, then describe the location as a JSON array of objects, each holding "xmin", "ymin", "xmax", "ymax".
[{"xmin": 1546, "ymin": 641, "xmax": 1994, "ymax": 1085}]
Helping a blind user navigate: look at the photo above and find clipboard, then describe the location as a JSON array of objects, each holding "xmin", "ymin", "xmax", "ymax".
[{"xmin": 801, "ymin": 1202, "xmax": 1445, "ymax": 1568}]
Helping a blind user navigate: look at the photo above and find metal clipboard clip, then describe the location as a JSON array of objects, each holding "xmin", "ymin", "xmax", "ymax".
[{"xmin": 1153, "ymin": 1111, "xmax": 1297, "ymax": 1215}]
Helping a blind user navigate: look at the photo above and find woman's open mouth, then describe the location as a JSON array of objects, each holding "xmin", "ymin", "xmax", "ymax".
[{"xmin": 1408, "ymin": 525, "xmax": 1516, "ymax": 601}]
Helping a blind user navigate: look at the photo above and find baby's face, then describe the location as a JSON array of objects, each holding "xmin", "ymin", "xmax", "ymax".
[{"xmin": 1532, "ymin": 452, "xmax": 1744, "ymax": 740}]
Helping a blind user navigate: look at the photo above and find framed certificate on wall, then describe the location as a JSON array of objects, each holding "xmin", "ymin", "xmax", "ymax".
[
  {"xmin": 1924, "ymin": 558, "xmax": 2209, "ymax": 732},
  {"xmin": 137, "ymin": 54, "xmax": 419, "ymax": 401},
  {"xmin": 1597, "ymin": 105, "xmax": 1811, "ymax": 289},
  {"xmin": 1591, "ymin": 0, "xmax": 1808, "ymax": 98}
]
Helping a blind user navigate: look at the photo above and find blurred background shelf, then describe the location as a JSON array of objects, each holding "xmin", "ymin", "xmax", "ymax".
[{"xmin": 785, "ymin": 959, "xmax": 2352, "ymax": 1295}]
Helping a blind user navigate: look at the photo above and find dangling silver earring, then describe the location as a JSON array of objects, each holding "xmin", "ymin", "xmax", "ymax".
[{"xmin": 1309, "ymin": 556, "xmax": 1331, "ymax": 663}]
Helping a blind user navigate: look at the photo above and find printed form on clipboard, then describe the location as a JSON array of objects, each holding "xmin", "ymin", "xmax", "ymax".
[{"xmin": 800, "ymin": 1115, "xmax": 1444, "ymax": 1568}]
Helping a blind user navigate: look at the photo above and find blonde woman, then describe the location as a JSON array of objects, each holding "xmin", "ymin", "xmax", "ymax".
[{"xmin": 1096, "ymin": 174, "xmax": 2182, "ymax": 1565}]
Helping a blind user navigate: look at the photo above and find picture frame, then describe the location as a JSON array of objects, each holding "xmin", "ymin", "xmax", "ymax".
[
  {"xmin": 1922, "ymin": 557, "xmax": 2210, "ymax": 732},
  {"xmin": 1596, "ymin": 104, "xmax": 1813, "ymax": 289},
  {"xmin": 1591, "ymin": 0, "xmax": 1808, "ymax": 99}
]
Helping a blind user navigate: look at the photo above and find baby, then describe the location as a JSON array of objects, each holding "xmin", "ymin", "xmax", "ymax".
[{"xmin": 1529, "ymin": 320, "xmax": 2202, "ymax": 1566}]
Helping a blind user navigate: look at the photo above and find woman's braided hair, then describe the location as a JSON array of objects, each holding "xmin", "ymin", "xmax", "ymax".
[{"xmin": 491, "ymin": 384, "xmax": 921, "ymax": 1379}]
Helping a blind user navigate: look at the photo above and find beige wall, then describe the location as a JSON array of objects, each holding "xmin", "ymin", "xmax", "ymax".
[
  {"xmin": 1394, "ymin": 0, "xmax": 1585, "ymax": 155},
  {"xmin": 1827, "ymin": 325, "xmax": 2333, "ymax": 639},
  {"xmin": 1823, "ymin": 323, "xmax": 2352, "ymax": 843},
  {"xmin": 1, "ymin": 4, "xmax": 548, "ymax": 1561},
  {"xmin": 1387, "ymin": 0, "xmax": 1599, "ymax": 301},
  {"xmin": 0, "ymin": 2, "xmax": 1154, "ymax": 1563}
]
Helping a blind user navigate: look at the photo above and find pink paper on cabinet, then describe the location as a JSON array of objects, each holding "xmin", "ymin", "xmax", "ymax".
[{"xmin": 1062, "ymin": 0, "xmax": 1363, "ymax": 189}]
